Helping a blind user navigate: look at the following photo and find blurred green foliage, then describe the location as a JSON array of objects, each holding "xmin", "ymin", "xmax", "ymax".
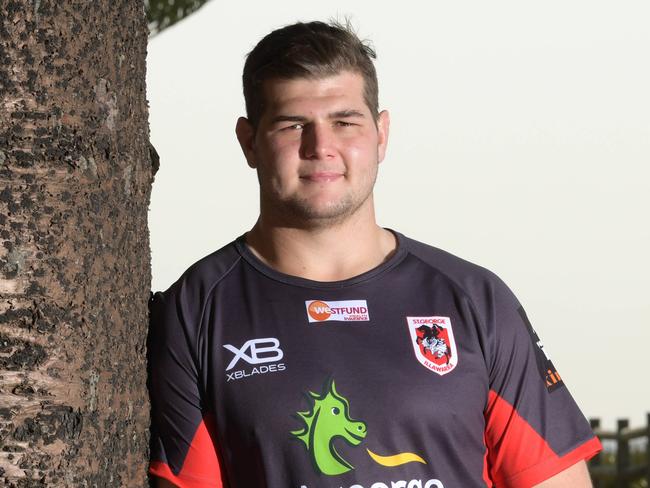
[
  {"xmin": 146, "ymin": 0, "xmax": 212, "ymax": 37},
  {"xmin": 592, "ymin": 447, "xmax": 648, "ymax": 487}
]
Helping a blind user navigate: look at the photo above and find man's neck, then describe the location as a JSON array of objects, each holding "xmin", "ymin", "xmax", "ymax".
[{"xmin": 244, "ymin": 209, "xmax": 397, "ymax": 282}]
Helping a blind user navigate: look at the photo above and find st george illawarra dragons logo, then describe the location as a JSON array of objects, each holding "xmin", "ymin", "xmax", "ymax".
[
  {"xmin": 291, "ymin": 378, "xmax": 426, "ymax": 476},
  {"xmin": 406, "ymin": 316, "xmax": 458, "ymax": 376}
]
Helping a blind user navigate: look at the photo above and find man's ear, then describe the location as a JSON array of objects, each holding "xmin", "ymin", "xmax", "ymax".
[
  {"xmin": 235, "ymin": 116, "xmax": 257, "ymax": 168},
  {"xmin": 376, "ymin": 110, "xmax": 390, "ymax": 164}
]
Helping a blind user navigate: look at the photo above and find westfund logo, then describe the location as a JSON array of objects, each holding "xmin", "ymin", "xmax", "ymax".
[{"xmin": 305, "ymin": 300, "xmax": 370, "ymax": 323}]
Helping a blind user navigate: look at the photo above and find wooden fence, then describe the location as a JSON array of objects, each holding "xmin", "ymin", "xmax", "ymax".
[{"xmin": 589, "ymin": 413, "xmax": 650, "ymax": 487}]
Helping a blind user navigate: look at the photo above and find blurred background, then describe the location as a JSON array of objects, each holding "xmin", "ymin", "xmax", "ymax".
[{"xmin": 145, "ymin": 0, "xmax": 649, "ymax": 441}]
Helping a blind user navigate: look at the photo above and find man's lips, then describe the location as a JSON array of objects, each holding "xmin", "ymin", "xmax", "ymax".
[{"xmin": 299, "ymin": 172, "xmax": 344, "ymax": 182}]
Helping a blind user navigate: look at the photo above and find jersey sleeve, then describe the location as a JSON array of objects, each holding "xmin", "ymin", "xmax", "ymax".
[
  {"xmin": 147, "ymin": 288, "xmax": 224, "ymax": 488},
  {"xmin": 482, "ymin": 276, "xmax": 602, "ymax": 487}
]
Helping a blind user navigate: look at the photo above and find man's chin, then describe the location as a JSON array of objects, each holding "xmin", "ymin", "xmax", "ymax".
[
  {"xmin": 261, "ymin": 190, "xmax": 373, "ymax": 227},
  {"xmin": 282, "ymin": 199, "xmax": 358, "ymax": 226}
]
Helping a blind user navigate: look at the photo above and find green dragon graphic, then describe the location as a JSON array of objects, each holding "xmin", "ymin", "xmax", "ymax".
[{"xmin": 291, "ymin": 378, "xmax": 367, "ymax": 475}]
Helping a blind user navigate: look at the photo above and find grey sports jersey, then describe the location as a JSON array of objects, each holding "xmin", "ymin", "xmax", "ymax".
[{"xmin": 148, "ymin": 231, "xmax": 601, "ymax": 488}]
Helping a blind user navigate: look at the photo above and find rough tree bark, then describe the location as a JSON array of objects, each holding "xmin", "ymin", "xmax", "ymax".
[{"xmin": 0, "ymin": 0, "xmax": 152, "ymax": 485}]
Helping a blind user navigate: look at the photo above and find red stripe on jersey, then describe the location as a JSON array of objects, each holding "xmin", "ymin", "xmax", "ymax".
[
  {"xmin": 485, "ymin": 390, "xmax": 602, "ymax": 487},
  {"xmin": 149, "ymin": 415, "xmax": 223, "ymax": 488}
]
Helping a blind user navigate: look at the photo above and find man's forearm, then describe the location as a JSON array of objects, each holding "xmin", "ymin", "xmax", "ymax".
[{"xmin": 534, "ymin": 460, "xmax": 593, "ymax": 487}]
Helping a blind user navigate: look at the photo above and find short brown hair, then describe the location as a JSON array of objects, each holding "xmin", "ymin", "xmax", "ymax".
[{"xmin": 242, "ymin": 20, "xmax": 379, "ymax": 127}]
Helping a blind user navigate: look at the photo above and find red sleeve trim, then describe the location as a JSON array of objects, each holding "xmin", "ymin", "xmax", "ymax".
[
  {"xmin": 149, "ymin": 415, "xmax": 223, "ymax": 488},
  {"xmin": 149, "ymin": 461, "xmax": 221, "ymax": 488},
  {"xmin": 485, "ymin": 390, "xmax": 602, "ymax": 487},
  {"xmin": 505, "ymin": 436, "xmax": 602, "ymax": 488}
]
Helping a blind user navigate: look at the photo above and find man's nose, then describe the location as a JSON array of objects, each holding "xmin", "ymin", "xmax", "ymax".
[{"xmin": 300, "ymin": 123, "xmax": 335, "ymax": 160}]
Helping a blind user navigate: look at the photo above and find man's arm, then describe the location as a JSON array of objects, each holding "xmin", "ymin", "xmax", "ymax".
[
  {"xmin": 534, "ymin": 460, "xmax": 593, "ymax": 487},
  {"xmin": 481, "ymin": 281, "xmax": 602, "ymax": 485},
  {"xmin": 148, "ymin": 290, "xmax": 223, "ymax": 487}
]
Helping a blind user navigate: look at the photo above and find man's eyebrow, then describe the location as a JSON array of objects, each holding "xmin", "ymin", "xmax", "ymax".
[
  {"xmin": 328, "ymin": 110, "xmax": 365, "ymax": 118},
  {"xmin": 269, "ymin": 110, "xmax": 366, "ymax": 124},
  {"xmin": 270, "ymin": 115, "xmax": 309, "ymax": 124}
]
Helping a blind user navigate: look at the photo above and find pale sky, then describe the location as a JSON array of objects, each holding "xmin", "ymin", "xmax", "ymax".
[{"xmin": 146, "ymin": 1, "xmax": 650, "ymax": 429}]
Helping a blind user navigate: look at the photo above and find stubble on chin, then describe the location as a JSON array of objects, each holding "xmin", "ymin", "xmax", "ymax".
[
  {"xmin": 259, "ymin": 163, "xmax": 379, "ymax": 228},
  {"xmin": 261, "ymin": 183, "xmax": 375, "ymax": 229},
  {"xmin": 288, "ymin": 193, "xmax": 358, "ymax": 223}
]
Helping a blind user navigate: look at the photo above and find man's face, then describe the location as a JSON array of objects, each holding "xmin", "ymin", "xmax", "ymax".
[{"xmin": 236, "ymin": 71, "xmax": 389, "ymax": 226}]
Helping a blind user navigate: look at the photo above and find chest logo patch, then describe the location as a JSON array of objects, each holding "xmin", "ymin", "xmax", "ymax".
[
  {"xmin": 292, "ymin": 378, "xmax": 426, "ymax": 477},
  {"xmin": 305, "ymin": 300, "xmax": 370, "ymax": 322},
  {"xmin": 222, "ymin": 337, "xmax": 286, "ymax": 382},
  {"xmin": 406, "ymin": 316, "xmax": 458, "ymax": 375}
]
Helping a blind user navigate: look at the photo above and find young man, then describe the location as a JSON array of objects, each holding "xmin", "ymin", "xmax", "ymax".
[{"xmin": 148, "ymin": 21, "xmax": 602, "ymax": 488}]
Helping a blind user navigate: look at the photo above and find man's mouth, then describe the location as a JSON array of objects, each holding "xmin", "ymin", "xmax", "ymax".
[{"xmin": 300, "ymin": 172, "xmax": 344, "ymax": 182}]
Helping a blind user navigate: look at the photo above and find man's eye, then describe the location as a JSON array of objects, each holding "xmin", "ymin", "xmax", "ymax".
[
  {"xmin": 282, "ymin": 123, "xmax": 303, "ymax": 131},
  {"xmin": 335, "ymin": 121, "xmax": 354, "ymax": 127}
]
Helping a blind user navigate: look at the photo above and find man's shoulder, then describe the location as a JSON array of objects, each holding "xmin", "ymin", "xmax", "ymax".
[
  {"xmin": 401, "ymin": 232, "xmax": 497, "ymax": 283},
  {"xmin": 399, "ymin": 232, "xmax": 520, "ymax": 308},
  {"xmin": 154, "ymin": 237, "xmax": 242, "ymax": 301}
]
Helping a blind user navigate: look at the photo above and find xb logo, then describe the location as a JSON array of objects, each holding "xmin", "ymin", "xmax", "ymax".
[{"xmin": 223, "ymin": 337, "xmax": 284, "ymax": 371}]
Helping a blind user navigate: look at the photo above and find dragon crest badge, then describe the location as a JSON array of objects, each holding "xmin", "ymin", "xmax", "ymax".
[{"xmin": 406, "ymin": 316, "xmax": 458, "ymax": 375}]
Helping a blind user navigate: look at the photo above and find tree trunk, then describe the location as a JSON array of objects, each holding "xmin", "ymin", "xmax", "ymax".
[{"xmin": 0, "ymin": 0, "xmax": 152, "ymax": 485}]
